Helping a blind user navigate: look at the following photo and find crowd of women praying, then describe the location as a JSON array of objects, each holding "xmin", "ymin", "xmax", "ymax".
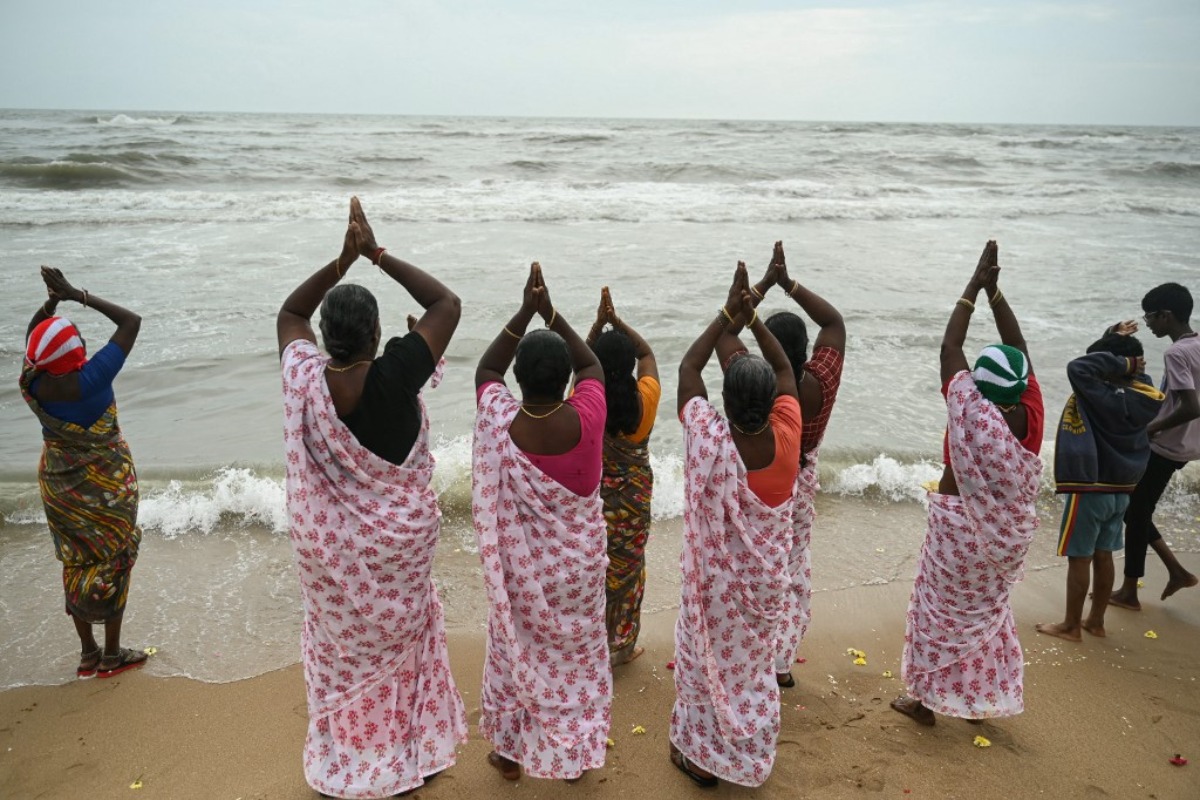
[{"xmin": 20, "ymin": 197, "xmax": 1197, "ymax": 798}]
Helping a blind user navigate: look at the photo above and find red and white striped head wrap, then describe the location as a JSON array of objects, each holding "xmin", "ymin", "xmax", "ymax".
[{"xmin": 26, "ymin": 317, "xmax": 87, "ymax": 375}]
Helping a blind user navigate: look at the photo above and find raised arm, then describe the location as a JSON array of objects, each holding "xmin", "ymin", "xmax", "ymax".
[
  {"xmin": 276, "ymin": 201, "xmax": 362, "ymax": 356},
  {"xmin": 536, "ymin": 265, "xmax": 602, "ymax": 384},
  {"xmin": 718, "ymin": 257, "xmax": 775, "ymax": 370},
  {"xmin": 40, "ymin": 267, "xmax": 141, "ymax": 355},
  {"xmin": 941, "ymin": 240, "xmax": 997, "ymax": 385},
  {"xmin": 603, "ymin": 287, "xmax": 658, "ymax": 383},
  {"xmin": 476, "ymin": 264, "xmax": 539, "ymax": 388},
  {"xmin": 745, "ymin": 293, "xmax": 797, "ymax": 401},
  {"xmin": 679, "ymin": 263, "xmax": 751, "ymax": 415},
  {"xmin": 980, "ymin": 241, "xmax": 1031, "ymax": 373},
  {"xmin": 351, "ymin": 199, "xmax": 461, "ymax": 361},
  {"xmin": 774, "ymin": 241, "xmax": 845, "ymax": 353}
]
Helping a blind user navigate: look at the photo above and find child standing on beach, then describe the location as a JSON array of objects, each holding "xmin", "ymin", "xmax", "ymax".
[
  {"xmin": 1110, "ymin": 283, "xmax": 1200, "ymax": 610},
  {"xmin": 1036, "ymin": 324, "xmax": 1163, "ymax": 642}
]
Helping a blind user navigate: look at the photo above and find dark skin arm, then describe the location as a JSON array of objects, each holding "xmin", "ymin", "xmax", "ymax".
[
  {"xmin": 940, "ymin": 240, "xmax": 997, "ymax": 385},
  {"xmin": 717, "ymin": 257, "xmax": 773, "ymax": 370},
  {"xmin": 276, "ymin": 197, "xmax": 461, "ymax": 360},
  {"xmin": 475, "ymin": 263, "xmax": 602, "ymax": 389},
  {"xmin": 680, "ymin": 262, "xmax": 795, "ymax": 414},
  {"xmin": 594, "ymin": 286, "xmax": 659, "ymax": 383},
  {"xmin": 39, "ymin": 267, "xmax": 141, "ymax": 355},
  {"xmin": 773, "ymin": 241, "xmax": 845, "ymax": 353},
  {"xmin": 476, "ymin": 265, "xmax": 539, "ymax": 388},
  {"xmin": 277, "ymin": 200, "xmax": 365, "ymax": 356},
  {"xmin": 980, "ymin": 240, "xmax": 1033, "ymax": 374},
  {"xmin": 679, "ymin": 270, "xmax": 745, "ymax": 414},
  {"xmin": 1149, "ymin": 391, "xmax": 1200, "ymax": 437}
]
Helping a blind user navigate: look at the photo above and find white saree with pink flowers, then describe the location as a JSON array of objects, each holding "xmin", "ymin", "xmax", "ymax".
[
  {"xmin": 282, "ymin": 340, "xmax": 467, "ymax": 799},
  {"xmin": 773, "ymin": 458, "xmax": 818, "ymax": 673},
  {"xmin": 670, "ymin": 397, "xmax": 794, "ymax": 787},
  {"xmin": 902, "ymin": 370, "xmax": 1042, "ymax": 719},
  {"xmin": 471, "ymin": 382, "xmax": 612, "ymax": 780}
]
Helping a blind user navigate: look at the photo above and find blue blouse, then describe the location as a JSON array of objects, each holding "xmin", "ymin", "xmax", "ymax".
[{"xmin": 33, "ymin": 341, "xmax": 127, "ymax": 429}]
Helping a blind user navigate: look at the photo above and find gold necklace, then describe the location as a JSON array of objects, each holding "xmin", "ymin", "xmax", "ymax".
[
  {"xmin": 326, "ymin": 359, "xmax": 373, "ymax": 373},
  {"xmin": 732, "ymin": 420, "xmax": 770, "ymax": 436},
  {"xmin": 996, "ymin": 402, "xmax": 1018, "ymax": 413},
  {"xmin": 520, "ymin": 403, "xmax": 564, "ymax": 419}
]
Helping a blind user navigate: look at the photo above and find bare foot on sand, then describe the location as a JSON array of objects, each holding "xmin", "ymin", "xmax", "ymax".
[
  {"xmin": 1161, "ymin": 572, "xmax": 1199, "ymax": 601},
  {"xmin": 610, "ymin": 644, "xmax": 644, "ymax": 667},
  {"xmin": 1107, "ymin": 589, "xmax": 1141, "ymax": 611},
  {"xmin": 891, "ymin": 695, "xmax": 935, "ymax": 726},
  {"xmin": 1035, "ymin": 622, "xmax": 1082, "ymax": 642},
  {"xmin": 1082, "ymin": 621, "xmax": 1107, "ymax": 638}
]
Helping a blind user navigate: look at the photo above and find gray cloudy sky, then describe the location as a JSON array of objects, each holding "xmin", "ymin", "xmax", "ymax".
[{"xmin": 1, "ymin": 1, "xmax": 1197, "ymax": 124}]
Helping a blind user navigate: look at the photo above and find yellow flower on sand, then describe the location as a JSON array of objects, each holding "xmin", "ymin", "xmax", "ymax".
[
  {"xmin": 853, "ymin": 656, "xmax": 867, "ymax": 666},
  {"xmin": 606, "ymin": 738, "xmax": 615, "ymax": 749},
  {"xmin": 973, "ymin": 736, "xmax": 991, "ymax": 748},
  {"xmin": 631, "ymin": 725, "xmax": 646, "ymax": 735},
  {"xmin": 130, "ymin": 779, "xmax": 144, "ymax": 789},
  {"xmin": 143, "ymin": 647, "xmax": 158, "ymax": 656},
  {"xmin": 1144, "ymin": 630, "xmax": 1158, "ymax": 639},
  {"xmin": 882, "ymin": 670, "xmax": 894, "ymax": 679}
]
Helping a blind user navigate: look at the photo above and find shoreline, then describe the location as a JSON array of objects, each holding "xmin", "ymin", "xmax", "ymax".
[{"xmin": 2, "ymin": 554, "xmax": 1197, "ymax": 800}]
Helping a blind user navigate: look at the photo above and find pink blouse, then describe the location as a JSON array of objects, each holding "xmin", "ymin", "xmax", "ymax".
[{"xmin": 477, "ymin": 378, "xmax": 606, "ymax": 496}]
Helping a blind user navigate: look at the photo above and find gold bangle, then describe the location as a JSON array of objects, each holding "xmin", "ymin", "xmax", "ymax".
[
  {"xmin": 81, "ymin": 289, "xmax": 89, "ymax": 308},
  {"xmin": 546, "ymin": 308, "xmax": 557, "ymax": 328},
  {"xmin": 956, "ymin": 297, "xmax": 975, "ymax": 311},
  {"xmin": 503, "ymin": 326, "xmax": 522, "ymax": 340},
  {"xmin": 747, "ymin": 308, "xmax": 758, "ymax": 327},
  {"xmin": 750, "ymin": 285, "xmax": 764, "ymax": 300},
  {"xmin": 989, "ymin": 290, "xmax": 1005, "ymax": 308},
  {"xmin": 333, "ymin": 258, "xmax": 342, "ymax": 278},
  {"xmin": 789, "ymin": 279, "xmax": 801, "ymax": 298},
  {"xmin": 719, "ymin": 306, "xmax": 734, "ymax": 326}
]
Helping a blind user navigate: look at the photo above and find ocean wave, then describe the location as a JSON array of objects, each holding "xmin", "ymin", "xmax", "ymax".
[
  {"xmin": 1110, "ymin": 161, "xmax": 1200, "ymax": 181},
  {"xmin": 4, "ymin": 451, "xmax": 1196, "ymax": 537},
  {"xmin": 997, "ymin": 138, "xmax": 1078, "ymax": 149},
  {"xmin": 0, "ymin": 160, "xmax": 143, "ymax": 188},
  {"xmin": 523, "ymin": 134, "xmax": 612, "ymax": 145},
  {"xmin": 93, "ymin": 113, "xmax": 184, "ymax": 126},
  {"xmin": 505, "ymin": 159, "xmax": 557, "ymax": 172}
]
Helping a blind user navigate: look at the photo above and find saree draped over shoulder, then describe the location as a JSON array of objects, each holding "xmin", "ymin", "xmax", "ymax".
[
  {"xmin": 281, "ymin": 340, "xmax": 466, "ymax": 800},
  {"xmin": 773, "ymin": 457, "xmax": 818, "ymax": 673},
  {"xmin": 671, "ymin": 397, "xmax": 793, "ymax": 788},
  {"xmin": 20, "ymin": 363, "xmax": 140, "ymax": 624},
  {"xmin": 902, "ymin": 370, "xmax": 1042, "ymax": 719},
  {"xmin": 601, "ymin": 430, "xmax": 653, "ymax": 656},
  {"xmin": 471, "ymin": 382, "xmax": 612, "ymax": 780}
]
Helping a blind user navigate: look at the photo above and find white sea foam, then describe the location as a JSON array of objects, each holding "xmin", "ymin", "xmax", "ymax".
[
  {"xmin": 138, "ymin": 468, "xmax": 288, "ymax": 537},
  {"xmin": 830, "ymin": 454, "xmax": 943, "ymax": 504},
  {"xmin": 95, "ymin": 113, "xmax": 180, "ymax": 126}
]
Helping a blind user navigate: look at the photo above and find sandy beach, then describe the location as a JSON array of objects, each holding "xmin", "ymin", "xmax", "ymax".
[{"xmin": 2, "ymin": 546, "xmax": 1197, "ymax": 800}]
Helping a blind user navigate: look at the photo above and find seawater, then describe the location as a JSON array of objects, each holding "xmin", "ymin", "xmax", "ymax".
[{"xmin": 1, "ymin": 110, "xmax": 1198, "ymax": 687}]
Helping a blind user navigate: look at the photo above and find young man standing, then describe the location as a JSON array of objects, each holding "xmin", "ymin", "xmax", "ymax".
[
  {"xmin": 1110, "ymin": 283, "xmax": 1200, "ymax": 610},
  {"xmin": 1036, "ymin": 325, "xmax": 1163, "ymax": 641}
]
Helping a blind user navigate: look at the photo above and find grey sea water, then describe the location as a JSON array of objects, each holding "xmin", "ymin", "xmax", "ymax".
[{"xmin": 1, "ymin": 110, "xmax": 1197, "ymax": 687}]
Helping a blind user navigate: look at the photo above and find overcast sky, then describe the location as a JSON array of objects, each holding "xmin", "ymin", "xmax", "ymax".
[{"xmin": 1, "ymin": 1, "xmax": 1197, "ymax": 124}]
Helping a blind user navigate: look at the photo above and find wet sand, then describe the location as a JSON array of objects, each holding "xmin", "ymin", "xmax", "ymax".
[{"xmin": 2, "ymin": 552, "xmax": 1197, "ymax": 800}]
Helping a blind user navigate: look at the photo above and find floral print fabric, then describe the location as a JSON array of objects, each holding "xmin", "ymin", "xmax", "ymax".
[
  {"xmin": 471, "ymin": 382, "xmax": 611, "ymax": 780},
  {"xmin": 773, "ymin": 458, "xmax": 818, "ymax": 673},
  {"xmin": 670, "ymin": 397, "xmax": 794, "ymax": 787},
  {"xmin": 902, "ymin": 370, "xmax": 1042, "ymax": 719},
  {"xmin": 282, "ymin": 340, "xmax": 466, "ymax": 799}
]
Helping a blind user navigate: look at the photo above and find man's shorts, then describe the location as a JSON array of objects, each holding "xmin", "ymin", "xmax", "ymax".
[{"xmin": 1057, "ymin": 493, "xmax": 1129, "ymax": 558}]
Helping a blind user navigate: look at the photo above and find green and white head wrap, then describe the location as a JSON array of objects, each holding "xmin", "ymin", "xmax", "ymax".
[{"xmin": 972, "ymin": 344, "xmax": 1029, "ymax": 405}]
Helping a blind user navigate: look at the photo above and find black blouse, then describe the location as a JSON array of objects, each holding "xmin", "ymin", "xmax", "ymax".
[{"xmin": 340, "ymin": 332, "xmax": 436, "ymax": 465}]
